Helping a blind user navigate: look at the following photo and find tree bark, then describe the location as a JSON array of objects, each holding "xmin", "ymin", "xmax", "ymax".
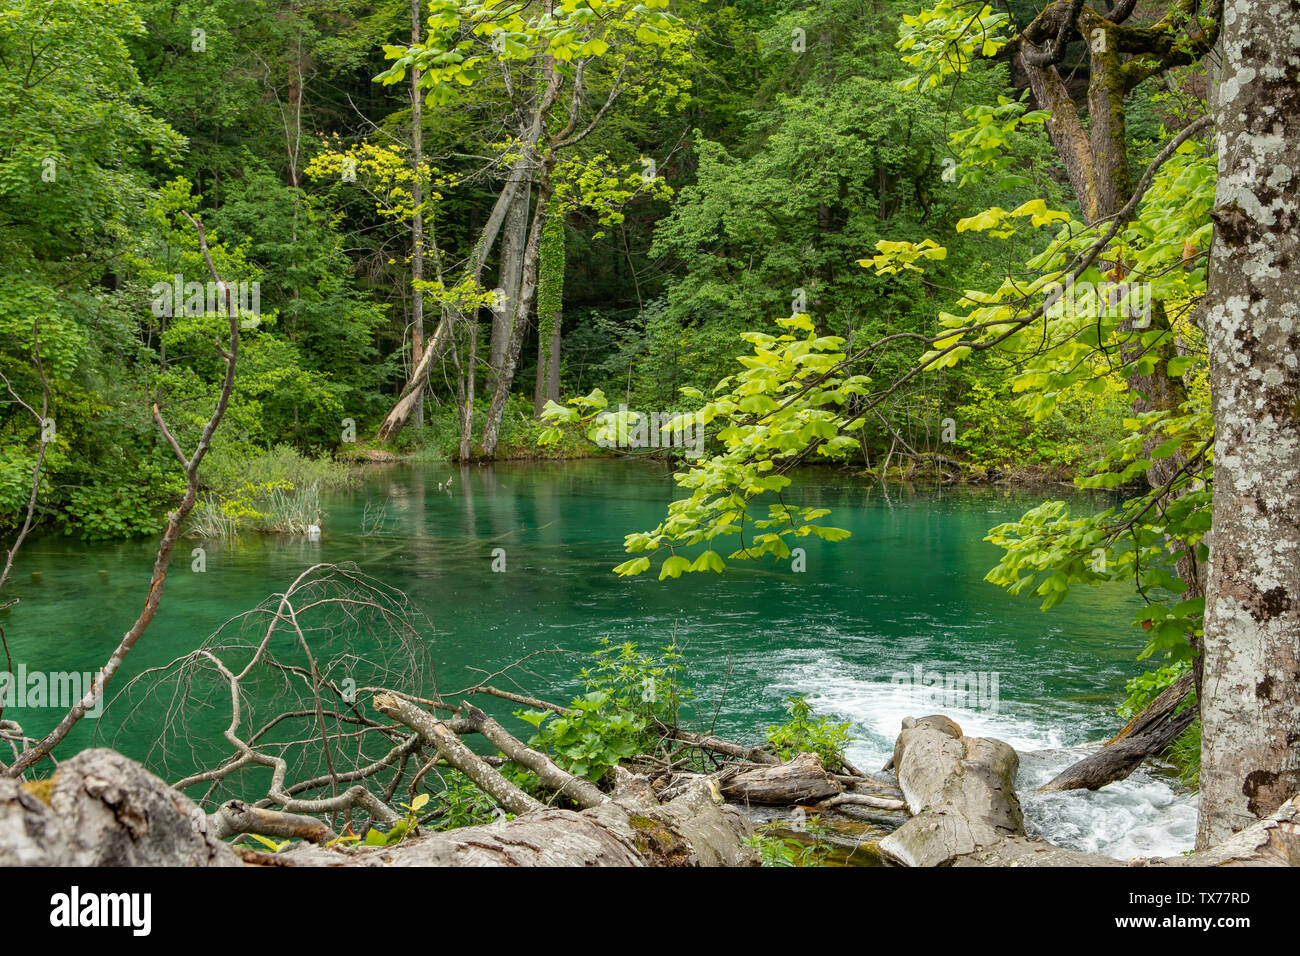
[
  {"xmin": 0, "ymin": 746, "xmax": 756, "ymax": 867},
  {"xmin": 720, "ymin": 751, "xmax": 842, "ymax": 806},
  {"xmin": 1196, "ymin": 0, "xmax": 1300, "ymax": 848},
  {"xmin": 533, "ymin": 322, "xmax": 560, "ymax": 415},
  {"xmin": 0, "ymin": 750, "xmax": 239, "ymax": 866},
  {"xmin": 409, "ymin": 0, "xmax": 425, "ymax": 429},
  {"xmin": 480, "ymin": 163, "xmax": 556, "ymax": 456},
  {"xmin": 491, "ymin": 182, "xmax": 531, "ymax": 391}
]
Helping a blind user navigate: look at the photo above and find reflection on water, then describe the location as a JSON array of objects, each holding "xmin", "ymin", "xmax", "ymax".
[{"xmin": 0, "ymin": 459, "xmax": 1194, "ymax": 856}]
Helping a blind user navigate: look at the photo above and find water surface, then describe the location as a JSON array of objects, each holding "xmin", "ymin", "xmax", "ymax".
[{"xmin": 0, "ymin": 460, "xmax": 1195, "ymax": 856}]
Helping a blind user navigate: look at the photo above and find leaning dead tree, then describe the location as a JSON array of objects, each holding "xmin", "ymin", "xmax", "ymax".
[
  {"xmin": 2, "ymin": 212, "xmax": 241, "ymax": 779},
  {"xmin": 1039, "ymin": 670, "xmax": 1195, "ymax": 792}
]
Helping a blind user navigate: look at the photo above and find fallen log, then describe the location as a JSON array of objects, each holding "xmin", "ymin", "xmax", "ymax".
[
  {"xmin": 459, "ymin": 700, "xmax": 607, "ymax": 809},
  {"xmin": 814, "ymin": 792, "xmax": 907, "ymax": 812},
  {"xmin": 663, "ymin": 725, "xmax": 780, "ymax": 765},
  {"xmin": 0, "ymin": 745, "xmax": 757, "ymax": 867},
  {"xmin": 209, "ymin": 801, "xmax": 335, "ymax": 844},
  {"xmin": 373, "ymin": 692, "xmax": 544, "ymax": 816},
  {"xmin": 1040, "ymin": 671, "xmax": 1195, "ymax": 792},
  {"xmin": 0, "ymin": 749, "xmax": 240, "ymax": 867},
  {"xmin": 721, "ymin": 751, "xmax": 841, "ymax": 806}
]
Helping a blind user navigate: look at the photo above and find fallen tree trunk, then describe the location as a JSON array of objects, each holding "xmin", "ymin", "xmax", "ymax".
[
  {"xmin": 275, "ymin": 775, "xmax": 754, "ymax": 867},
  {"xmin": 663, "ymin": 724, "xmax": 780, "ymax": 765},
  {"xmin": 0, "ymin": 745, "xmax": 756, "ymax": 867},
  {"xmin": 721, "ymin": 752, "xmax": 841, "ymax": 806},
  {"xmin": 1041, "ymin": 671, "xmax": 1195, "ymax": 792},
  {"xmin": 878, "ymin": 715, "xmax": 1300, "ymax": 867},
  {"xmin": 460, "ymin": 700, "xmax": 607, "ymax": 810},
  {"xmin": 0, "ymin": 750, "xmax": 240, "ymax": 867}
]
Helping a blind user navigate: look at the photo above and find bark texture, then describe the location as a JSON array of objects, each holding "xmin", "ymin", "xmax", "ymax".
[
  {"xmin": 1197, "ymin": 0, "xmax": 1300, "ymax": 848},
  {"xmin": 0, "ymin": 747, "xmax": 754, "ymax": 867},
  {"xmin": 0, "ymin": 749, "xmax": 239, "ymax": 866},
  {"xmin": 720, "ymin": 751, "xmax": 841, "ymax": 806}
]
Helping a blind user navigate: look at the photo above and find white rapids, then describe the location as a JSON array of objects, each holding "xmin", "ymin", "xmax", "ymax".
[{"xmin": 762, "ymin": 650, "xmax": 1198, "ymax": 859}]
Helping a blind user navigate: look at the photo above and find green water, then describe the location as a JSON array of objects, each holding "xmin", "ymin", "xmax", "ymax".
[
  {"xmin": 4, "ymin": 460, "xmax": 1200, "ymax": 855},
  {"xmin": 1, "ymin": 459, "xmax": 1146, "ymax": 758}
]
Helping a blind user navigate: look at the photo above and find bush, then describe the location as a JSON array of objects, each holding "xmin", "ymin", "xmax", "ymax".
[
  {"xmin": 765, "ymin": 695, "xmax": 853, "ymax": 772},
  {"xmin": 200, "ymin": 442, "xmax": 354, "ymax": 495},
  {"xmin": 516, "ymin": 639, "xmax": 691, "ymax": 782}
]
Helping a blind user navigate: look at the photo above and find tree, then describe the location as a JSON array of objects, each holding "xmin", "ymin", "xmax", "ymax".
[
  {"xmin": 543, "ymin": 0, "xmax": 1300, "ymax": 844},
  {"xmin": 1196, "ymin": 0, "xmax": 1300, "ymax": 848},
  {"xmin": 371, "ymin": 0, "xmax": 692, "ymax": 453}
]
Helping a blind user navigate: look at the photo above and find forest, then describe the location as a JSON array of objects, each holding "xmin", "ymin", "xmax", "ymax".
[{"xmin": 0, "ymin": 0, "xmax": 1296, "ymax": 894}]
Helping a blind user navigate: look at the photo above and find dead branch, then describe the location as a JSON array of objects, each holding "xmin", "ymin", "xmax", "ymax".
[
  {"xmin": 4, "ymin": 213, "xmax": 241, "ymax": 778},
  {"xmin": 460, "ymin": 701, "xmax": 606, "ymax": 809},
  {"xmin": 373, "ymin": 692, "xmax": 543, "ymax": 816},
  {"xmin": 208, "ymin": 801, "xmax": 336, "ymax": 844}
]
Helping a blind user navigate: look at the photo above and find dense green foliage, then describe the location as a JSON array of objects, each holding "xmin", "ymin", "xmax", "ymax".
[
  {"xmin": 2, "ymin": 0, "xmax": 1219, "ymax": 787},
  {"xmin": 1, "ymin": 0, "xmax": 1135, "ymax": 545}
]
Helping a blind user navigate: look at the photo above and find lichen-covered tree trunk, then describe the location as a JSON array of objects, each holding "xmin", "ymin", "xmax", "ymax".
[
  {"xmin": 1196, "ymin": 0, "xmax": 1300, "ymax": 849},
  {"xmin": 490, "ymin": 182, "xmax": 532, "ymax": 391}
]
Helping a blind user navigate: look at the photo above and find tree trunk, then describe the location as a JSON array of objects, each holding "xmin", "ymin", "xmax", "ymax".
[
  {"xmin": 0, "ymin": 747, "xmax": 756, "ymax": 868},
  {"xmin": 720, "ymin": 752, "xmax": 842, "ymax": 806},
  {"xmin": 375, "ymin": 153, "xmax": 535, "ymax": 443},
  {"xmin": 0, "ymin": 750, "xmax": 239, "ymax": 866},
  {"xmin": 409, "ymin": 0, "xmax": 425, "ymax": 429},
  {"xmin": 1196, "ymin": 0, "xmax": 1300, "ymax": 848},
  {"xmin": 480, "ymin": 170, "xmax": 556, "ymax": 456},
  {"xmin": 1040, "ymin": 671, "xmax": 1194, "ymax": 791},
  {"xmin": 491, "ymin": 182, "xmax": 531, "ymax": 390},
  {"xmin": 533, "ymin": 324, "xmax": 560, "ymax": 415}
]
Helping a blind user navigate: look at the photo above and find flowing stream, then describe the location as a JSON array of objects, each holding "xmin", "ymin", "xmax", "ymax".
[{"xmin": 0, "ymin": 460, "xmax": 1196, "ymax": 857}]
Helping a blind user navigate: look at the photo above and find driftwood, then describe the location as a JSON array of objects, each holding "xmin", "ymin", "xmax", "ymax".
[
  {"xmin": 208, "ymin": 801, "xmax": 335, "ymax": 844},
  {"xmin": 459, "ymin": 701, "xmax": 607, "ymax": 809},
  {"xmin": 878, "ymin": 714, "xmax": 1300, "ymax": 867},
  {"xmin": 664, "ymin": 725, "xmax": 780, "ymax": 765},
  {"xmin": 1041, "ymin": 672, "xmax": 1195, "ymax": 792},
  {"xmin": 721, "ymin": 752, "xmax": 841, "ymax": 805},
  {"xmin": 815, "ymin": 792, "xmax": 907, "ymax": 812}
]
